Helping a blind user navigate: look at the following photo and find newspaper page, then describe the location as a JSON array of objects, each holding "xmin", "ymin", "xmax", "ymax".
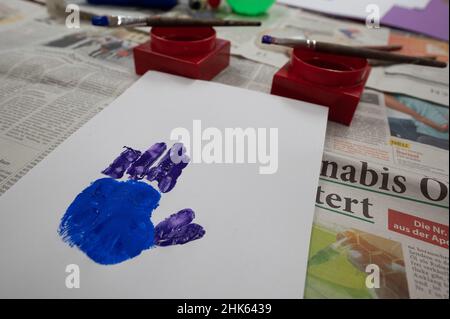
[
  {"xmin": 0, "ymin": 46, "xmax": 137, "ymax": 195},
  {"xmin": 367, "ymin": 66, "xmax": 449, "ymax": 107},
  {"xmin": 308, "ymin": 91, "xmax": 449, "ymax": 299},
  {"xmin": 325, "ymin": 91, "xmax": 448, "ymax": 178},
  {"xmin": 367, "ymin": 33, "xmax": 449, "ymax": 106},
  {"xmin": 0, "ymin": 0, "xmax": 75, "ymax": 48},
  {"xmin": 0, "ymin": 0, "xmax": 43, "ymax": 31},
  {"xmin": 42, "ymin": 26, "xmax": 150, "ymax": 68},
  {"xmin": 307, "ymin": 152, "xmax": 448, "ymax": 299},
  {"xmin": 214, "ymin": 56, "xmax": 278, "ymax": 93}
]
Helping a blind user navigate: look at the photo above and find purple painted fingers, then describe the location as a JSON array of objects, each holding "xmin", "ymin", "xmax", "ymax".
[{"xmin": 155, "ymin": 209, "xmax": 206, "ymax": 247}]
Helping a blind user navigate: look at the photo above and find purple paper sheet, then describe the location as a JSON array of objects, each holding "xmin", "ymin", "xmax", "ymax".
[{"xmin": 382, "ymin": 0, "xmax": 449, "ymax": 41}]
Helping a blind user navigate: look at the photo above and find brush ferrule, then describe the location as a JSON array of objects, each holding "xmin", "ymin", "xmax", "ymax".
[
  {"xmin": 306, "ymin": 39, "xmax": 317, "ymax": 49},
  {"xmin": 116, "ymin": 16, "xmax": 149, "ymax": 27}
]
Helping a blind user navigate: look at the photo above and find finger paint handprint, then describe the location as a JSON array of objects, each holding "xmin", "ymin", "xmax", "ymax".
[{"xmin": 58, "ymin": 142, "xmax": 205, "ymax": 265}]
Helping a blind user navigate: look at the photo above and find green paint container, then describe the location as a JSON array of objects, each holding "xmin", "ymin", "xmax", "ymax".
[{"xmin": 226, "ymin": 0, "xmax": 276, "ymax": 16}]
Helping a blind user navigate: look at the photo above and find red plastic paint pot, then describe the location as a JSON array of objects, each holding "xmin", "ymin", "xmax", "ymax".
[
  {"xmin": 133, "ymin": 27, "xmax": 230, "ymax": 80},
  {"xmin": 150, "ymin": 27, "xmax": 217, "ymax": 56},
  {"xmin": 271, "ymin": 48, "xmax": 371, "ymax": 125}
]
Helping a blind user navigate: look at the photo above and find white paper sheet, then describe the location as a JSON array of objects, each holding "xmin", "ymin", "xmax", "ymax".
[
  {"xmin": 0, "ymin": 72, "xmax": 328, "ymax": 298},
  {"xmin": 277, "ymin": 0, "xmax": 431, "ymax": 20}
]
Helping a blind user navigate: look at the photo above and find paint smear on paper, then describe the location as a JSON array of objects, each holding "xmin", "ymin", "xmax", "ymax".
[
  {"xmin": 58, "ymin": 178, "xmax": 161, "ymax": 265},
  {"xmin": 127, "ymin": 143, "xmax": 167, "ymax": 180},
  {"xmin": 155, "ymin": 209, "xmax": 206, "ymax": 247},
  {"xmin": 102, "ymin": 147, "xmax": 141, "ymax": 179},
  {"xmin": 147, "ymin": 143, "xmax": 190, "ymax": 193}
]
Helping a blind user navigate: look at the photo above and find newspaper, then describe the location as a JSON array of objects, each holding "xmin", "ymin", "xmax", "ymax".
[
  {"xmin": 0, "ymin": 0, "xmax": 75, "ymax": 48},
  {"xmin": 42, "ymin": 26, "xmax": 150, "ymax": 68},
  {"xmin": 0, "ymin": 0, "xmax": 448, "ymax": 299},
  {"xmin": 367, "ymin": 66, "xmax": 450, "ymax": 107},
  {"xmin": 308, "ymin": 91, "xmax": 449, "ymax": 299},
  {"xmin": 366, "ymin": 33, "xmax": 449, "ymax": 106},
  {"xmin": 0, "ymin": 46, "xmax": 137, "ymax": 194},
  {"xmin": 0, "ymin": 0, "xmax": 43, "ymax": 31},
  {"xmin": 325, "ymin": 92, "xmax": 449, "ymax": 179},
  {"xmin": 308, "ymin": 152, "xmax": 448, "ymax": 299},
  {"xmin": 214, "ymin": 56, "xmax": 277, "ymax": 93}
]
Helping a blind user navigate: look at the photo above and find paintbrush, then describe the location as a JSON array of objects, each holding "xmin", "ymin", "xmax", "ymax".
[
  {"xmin": 361, "ymin": 45, "xmax": 402, "ymax": 52},
  {"xmin": 92, "ymin": 15, "xmax": 262, "ymax": 28},
  {"xmin": 262, "ymin": 35, "xmax": 447, "ymax": 68}
]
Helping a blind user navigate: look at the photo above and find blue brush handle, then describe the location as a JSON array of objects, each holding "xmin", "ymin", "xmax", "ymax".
[{"xmin": 86, "ymin": 0, "xmax": 178, "ymax": 9}]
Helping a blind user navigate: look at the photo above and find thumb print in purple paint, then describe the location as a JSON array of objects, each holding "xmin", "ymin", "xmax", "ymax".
[{"xmin": 155, "ymin": 209, "xmax": 206, "ymax": 247}]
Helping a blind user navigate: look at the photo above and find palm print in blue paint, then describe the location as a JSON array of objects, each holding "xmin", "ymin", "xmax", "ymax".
[{"xmin": 58, "ymin": 142, "xmax": 205, "ymax": 265}]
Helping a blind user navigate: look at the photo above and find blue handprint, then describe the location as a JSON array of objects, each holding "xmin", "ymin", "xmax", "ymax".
[{"xmin": 58, "ymin": 142, "xmax": 205, "ymax": 265}]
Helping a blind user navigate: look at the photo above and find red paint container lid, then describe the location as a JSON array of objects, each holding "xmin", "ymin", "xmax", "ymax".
[
  {"xmin": 291, "ymin": 48, "xmax": 369, "ymax": 87},
  {"xmin": 151, "ymin": 27, "xmax": 217, "ymax": 56}
]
